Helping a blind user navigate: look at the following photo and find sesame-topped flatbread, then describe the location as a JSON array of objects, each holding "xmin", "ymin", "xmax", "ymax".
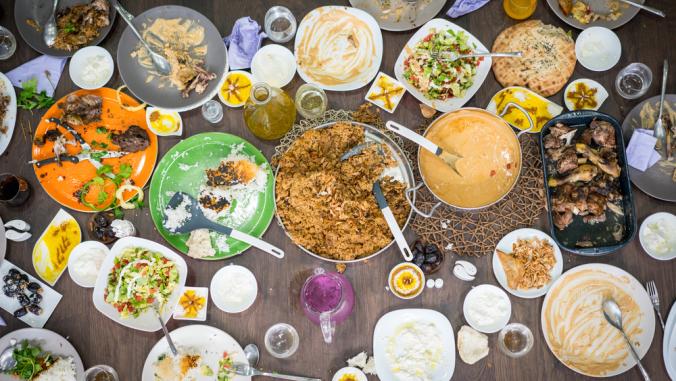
[{"xmin": 492, "ymin": 20, "xmax": 576, "ymax": 97}]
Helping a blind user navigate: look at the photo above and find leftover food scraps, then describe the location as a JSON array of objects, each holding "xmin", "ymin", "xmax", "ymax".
[
  {"xmin": 52, "ymin": 0, "xmax": 110, "ymax": 51},
  {"xmin": 496, "ymin": 237, "xmax": 556, "ymax": 290}
]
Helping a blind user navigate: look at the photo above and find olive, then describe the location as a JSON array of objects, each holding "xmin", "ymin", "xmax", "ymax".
[
  {"xmin": 13, "ymin": 307, "xmax": 27, "ymax": 318},
  {"xmin": 17, "ymin": 294, "xmax": 30, "ymax": 307},
  {"xmin": 27, "ymin": 304, "xmax": 43, "ymax": 315},
  {"xmin": 94, "ymin": 213, "xmax": 109, "ymax": 226},
  {"xmin": 27, "ymin": 282, "xmax": 42, "ymax": 294},
  {"xmin": 421, "ymin": 263, "xmax": 434, "ymax": 273},
  {"xmin": 11, "ymin": 272, "xmax": 22, "ymax": 281},
  {"xmin": 19, "ymin": 274, "xmax": 28, "ymax": 283},
  {"xmin": 29, "ymin": 293, "xmax": 42, "ymax": 305},
  {"xmin": 425, "ymin": 244, "xmax": 438, "ymax": 254},
  {"xmin": 414, "ymin": 241, "xmax": 424, "ymax": 253},
  {"xmin": 424, "ymin": 253, "xmax": 439, "ymax": 264},
  {"xmin": 2, "ymin": 285, "xmax": 16, "ymax": 297},
  {"xmin": 413, "ymin": 253, "xmax": 425, "ymax": 267},
  {"xmin": 8, "ymin": 269, "xmax": 19, "ymax": 277},
  {"xmin": 2, "ymin": 275, "xmax": 12, "ymax": 283}
]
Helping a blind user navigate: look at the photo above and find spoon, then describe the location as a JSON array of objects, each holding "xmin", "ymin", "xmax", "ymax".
[
  {"xmin": 654, "ymin": 59, "xmax": 668, "ymax": 154},
  {"xmin": 0, "ymin": 338, "xmax": 18, "ymax": 372},
  {"xmin": 163, "ymin": 192, "xmax": 285, "ymax": 259},
  {"xmin": 113, "ymin": 3, "xmax": 172, "ymax": 76},
  {"xmin": 602, "ymin": 298, "xmax": 651, "ymax": 381},
  {"xmin": 244, "ymin": 344, "xmax": 260, "ymax": 367},
  {"xmin": 153, "ymin": 302, "xmax": 178, "ymax": 357},
  {"xmin": 588, "ymin": 0, "xmax": 664, "ymax": 17},
  {"xmin": 43, "ymin": 0, "xmax": 59, "ymax": 47},
  {"xmin": 617, "ymin": 0, "xmax": 665, "ymax": 17},
  {"xmin": 385, "ymin": 120, "xmax": 462, "ymax": 176}
]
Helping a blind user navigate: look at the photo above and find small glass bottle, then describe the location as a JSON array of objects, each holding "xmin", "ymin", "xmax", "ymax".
[
  {"xmin": 295, "ymin": 83, "xmax": 328, "ymax": 119},
  {"xmin": 264, "ymin": 6, "xmax": 297, "ymax": 43},
  {"xmin": 243, "ymin": 82, "xmax": 296, "ymax": 140}
]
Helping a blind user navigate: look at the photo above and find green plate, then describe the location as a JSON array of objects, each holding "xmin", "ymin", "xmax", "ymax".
[{"xmin": 149, "ymin": 132, "xmax": 275, "ymax": 260}]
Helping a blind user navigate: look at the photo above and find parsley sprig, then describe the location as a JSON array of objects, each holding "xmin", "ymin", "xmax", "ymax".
[
  {"xmin": 7, "ymin": 341, "xmax": 53, "ymax": 380},
  {"xmin": 17, "ymin": 78, "xmax": 55, "ymax": 110}
]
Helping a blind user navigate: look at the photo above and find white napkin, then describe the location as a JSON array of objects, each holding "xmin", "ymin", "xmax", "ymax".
[
  {"xmin": 6, "ymin": 55, "xmax": 67, "ymax": 97},
  {"xmin": 626, "ymin": 129, "xmax": 661, "ymax": 171}
]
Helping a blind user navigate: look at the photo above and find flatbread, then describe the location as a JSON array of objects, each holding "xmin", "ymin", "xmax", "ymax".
[
  {"xmin": 492, "ymin": 20, "xmax": 576, "ymax": 97},
  {"xmin": 457, "ymin": 325, "xmax": 489, "ymax": 365},
  {"xmin": 496, "ymin": 249, "xmax": 523, "ymax": 290}
]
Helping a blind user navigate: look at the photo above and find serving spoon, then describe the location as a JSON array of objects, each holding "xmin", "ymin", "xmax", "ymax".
[
  {"xmin": 163, "ymin": 192, "xmax": 285, "ymax": 259},
  {"xmin": 588, "ymin": 0, "xmax": 664, "ymax": 17},
  {"xmin": 43, "ymin": 0, "xmax": 59, "ymax": 47},
  {"xmin": 113, "ymin": 2, "xmax": 172, "ymax": 75},
  {"xmin": 602, "ymin": 298, "xmax": 651, "ymax": 381}
]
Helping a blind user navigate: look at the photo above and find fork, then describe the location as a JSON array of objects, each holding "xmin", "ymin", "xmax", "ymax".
[
  {"xmin": 646, "ymin": 281, "xmax": 665, "ymax": 330},
  {"xmin": 421, "ymin": 50, "xmax": 522, "ymax": 62}
]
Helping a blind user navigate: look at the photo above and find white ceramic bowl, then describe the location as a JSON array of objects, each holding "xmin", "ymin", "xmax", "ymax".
[
  {"xmin": 217, "ymin": 70, "xmax": 254, "ymax": 108},
  {"xmin": 251, "ymin": 44, "xmax": 296, "ymax": 88},
  {"xmin": 69, "ymin": 46, "xmax": 114, "ymax": 89},
  {"xmin": 332, "ymin": 367, "xmax": 367, "ymax": 381},
  {"xmin": 210, "ymin": 265, "xmax": 258, "ymax": 313},
  {"xmin": 68, "ymin": 241, "xmax": 110, "ymax": 288},
  {"xmin": 639, "ymin": 212, "xmax": 676, "ymax": 261},
  {"xmin": 387, "ymin": 263, "xmax": 425, "ymax": 300},
  {"xmin": 463, "ymin": 284, "xmax": 511, "ymax": 333},
  {"xmin": 145, "ymin": 107, "xmax": 183, "ymax": 136},
  {"xmin": 563, "ymin": 78, "xmax": 609, "ymax": 111},
  {"xmin": 575, "ymin": 27, "xmax": 621, "ymax": 72}
]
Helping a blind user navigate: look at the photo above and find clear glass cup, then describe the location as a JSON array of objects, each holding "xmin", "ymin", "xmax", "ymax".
[
  {"xmin": 264, "ymin": 6, "xmax": 297, "ymax": 43},
  {"xmin": 201, "ymin": 99, "xmax": 223, "ymax": 124},
  {"xmin": 85, "ymin": 365, "xmax": 119, "ymax": 381},
  {"xmin": 498, "ymin": 323, "xmax": 534, "ymax": 358},
  {"xmin": 264, "ymin": 323, "xmax": 299, "ymax": 359},
  {"xmin": 615, "ymin": 63, "xmax": 653, "ymax": 100},
  {"xmin": 0, "ymin": 26, "xmax": 17, "ymax": 60},
  {"xmin": 295, "ymin": 83, "xmax": 327, "ymax": 119}
]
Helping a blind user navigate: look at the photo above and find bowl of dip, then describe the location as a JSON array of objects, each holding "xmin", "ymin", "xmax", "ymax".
[
  {"xmin": 145, "ymin": 107, "xmax": 182, "ymax": 136},
  {"xmin": 210, "ymin": 265, "xmax": 258, "ymax": 313},
  {"xmin": 69, "ymin": 46, "xmax": 114, "ymax": 90},
  {"xmin": 251, "ymin": 44, "xmax": 296, "ymax": 88},
  {"xmin": 639, "ymin": 212, "xmax": 676, "ymax": 260},
  {"xmin": 463, "ymin": 284, "xmax": 512, "ymax": 333},
  {"xmin": 388, "ymin": 263, "xmax": 425, "ymax": 300},
  {"xmin": 575, "ymin": 27, "xmax": 621, "ymax": 72},
  {"xmin": 68, "ymin": 241, "xmax": 110, "ymax": 288}
]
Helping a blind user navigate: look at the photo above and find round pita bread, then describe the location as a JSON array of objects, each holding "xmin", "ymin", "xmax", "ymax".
[{"xmin": 492, "ymin": 20, "xmax": 576, "ymax": 97}]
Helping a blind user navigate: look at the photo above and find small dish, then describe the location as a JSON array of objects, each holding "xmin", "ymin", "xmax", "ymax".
[
  {"xmin": 218, "ymin": 70, "xmax": 253, "ymax": 108},
  {"xmin": 575, "ymin": 27, "xmax": 621, "ymax": 72},
  {"xmin": 639, "ymin": 212, "xmax": 676, "ymax": 261},
  {"xmin": 365, "ymin": 72, "xmax": 406, "ymax": 113},
  {"xmin": 332, "ymin": 367, "xmax": 367, "ymax": 381},
  {"xmin": 145, "ymin": 107, "xmax": 182, "ymax": 136},
  {"xmin": 388, "ymin": 262, "xmax": 425, "ymax": 300},
  {"xmin": 67, "ymin": 241, "xmax": 110, "ymax": 288},
  {"xmin": 251, "ymin": 44, "xmax": 296, "ymax": 88},
  {"xmin": 210, "ymin": 265, "xmax": 258, "ymax": 313},
  {"xmin": 69, "ymin": 46, "xmax": 114, "ymax": 89},
  {"xmin": 463, "ymin": 284, "xmax": 511, "ymax": 333},
  {"xmin": 564, "ymin": 78, "xmax": 609, "ymax": 111},
  {"xmin": 173, "ymin": 286, "xmax": 208, "ymax": 321},
  {"xmin": 486, "ymin": 86, "xmax": 564, "ymax": 133},
  {"xmin": 32, "ymin": 209, "xmax": 81, "ymax": 286}
]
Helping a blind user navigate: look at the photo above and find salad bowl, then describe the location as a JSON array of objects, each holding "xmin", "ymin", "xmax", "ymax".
[{"xmin": 92, "ymin": 237, "xmax": 188, "ymax": 332}]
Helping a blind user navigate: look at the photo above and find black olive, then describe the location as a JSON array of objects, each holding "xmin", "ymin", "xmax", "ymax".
[
  {"xmin": 29, "ymin": 293, "xmax": 42, "ymax": 305},
  {"xmin": 2, "ymin": 285, "xmax": 15, "ymax": 297},
  {"xmin": 414, "ymin": 241, "xmax": 424, "ymax": 253},
  {"xmin": 424, "ymin": 253, "xmax": 439, "ymax": 264},
  {"xmin": 27, "ymin": 304, "xmax": 42, "ymax": 315},
  {"xmin": 413, "ymin": 253, "xmax": 425, "ymax": 267},
  {"xmin": 11, "ymin": 272, "xmax": 22, "ymax": 281},
  {"xmin": 8, "ymin": 269, "xmax": 19, "ymax": 277},
  {"xmin": 425, "ymin": 244, "xmax": 438, "ymax": 254},
  {"xmin": 421, "ymin": 263, "xmax": 434, "ymax": 273},
  {"xmin": 17, "ymin": 280, "xmax": 27, "ymax": 290},
  {"xmin": 2, "ymin": 275, "xmax": 12, "ymax": 283},
  {"xmin": 27, "ymin": 282, "xmax": 42, "ymax": 294},
  {"xmin": 13, "ymin": 307, "xmax": 27, "ymax": 318},
  {"xmin": 19, "ymin": 274, "xmax": 28, "ymax": 283},
  {"xmin": 94, "ymin": 214, "xmax": 109, "ymax": 226},
  {"xmin": 17, "ymin": 294, "xmax": 30, "ymax": 307}
]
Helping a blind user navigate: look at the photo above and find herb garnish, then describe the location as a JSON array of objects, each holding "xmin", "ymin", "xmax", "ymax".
[
  {"xmin": 17, "ymin": 78, "xmax": 55, "ymax": 110},
  {"xmin": 8, "ymin": 341, "xmax": 53, "ymax": 380}
]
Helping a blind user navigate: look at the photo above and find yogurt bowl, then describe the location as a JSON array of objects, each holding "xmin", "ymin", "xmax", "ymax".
[
  {"xmin": 463, "ymin": 284, "xmax": 512, "ymax": 333},
  {"xmin": 68, "ymin": 241, "xmax": 110, "ymax": 288}
]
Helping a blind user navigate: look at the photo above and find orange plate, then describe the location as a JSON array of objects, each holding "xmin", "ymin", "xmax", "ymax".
[{"xmin": 32, "ymin": 88, "xmax": 158, "ymax": 212}]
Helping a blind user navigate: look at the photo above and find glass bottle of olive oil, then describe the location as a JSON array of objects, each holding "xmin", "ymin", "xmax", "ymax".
[{"xmin": 243, "ymin": 82, "xmax": 296, "ymax": 140}]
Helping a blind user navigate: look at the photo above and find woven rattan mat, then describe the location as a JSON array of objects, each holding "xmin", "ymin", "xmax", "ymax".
[{"xmin": 273, "ymin": 105, "xmax": 546, "ymax": 257}]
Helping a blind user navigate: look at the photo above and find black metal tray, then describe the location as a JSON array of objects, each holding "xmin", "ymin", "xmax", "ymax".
[{"xmin": 539, "ymin": 110, "xmax": 637, "ymax": 255}]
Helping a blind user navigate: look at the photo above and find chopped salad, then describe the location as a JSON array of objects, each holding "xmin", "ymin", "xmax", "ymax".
[
  {"xmin": 403, "ymin": 29, "xmax": 482, "ymax": 101},
  {"xmin": 104, "ymin": 246, "xmax": 179, "ymax": 318}
]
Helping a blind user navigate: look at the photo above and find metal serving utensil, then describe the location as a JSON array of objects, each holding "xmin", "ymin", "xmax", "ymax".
[
  {"xmin": 424, "ymin": 50, "xmax": 523, "ymax": 62},
  {"xmin": 43, "ymin": 0, "xmax": 59, "ymax": 47},
  {"xmin": 602, "ymin": 298, "xmax": 651, "ymax": 381},
  {"xmin": 645, "ymin": 280, "xmax": 665, "ymax": 330},
  {"xmin": 588, "ymin": 0, "xmax": 664, "ymax": 17},
  {"xmin": 163, "ymin": 192, "xmax": 284, "ymax": 259},
  {"xmin": 152, "ymin": 302, "xmax": 177, "ymax": 357},
  {"xmin": 113, "ymin": 2, "xmax": 171, "ymax": 75},
  {"xmin": 617, "ymin": 0, "xmax": 665, "ymax": 17},
  {"xmin": 0, "ymin": 339, "xmax": 18, "ymax": 372},
  {"xmin": 654, "ymin": 59, "xmax": 668, "ymax": 153},
  {"xmin": 231, "ymin": 362, "xmax": 321, "ymax": 381}
]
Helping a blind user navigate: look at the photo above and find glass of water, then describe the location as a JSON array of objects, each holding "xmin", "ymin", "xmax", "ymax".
[
  {"xmin": 615, "ymin": 63, "xmax": 653, "ymax": 99},
  {"xmin": 264, "ymin": 6, "xmax": 297, "ymax": 43},
  {"xmin": 201, "ymin": 100, "xmax": 223, "ymax": 124},
  {"xmin": 264, "ymin": 323, "xmax": 299, "ymax": 359},
  {"xmin": 0, "ymin": 26, "xmax": 17, "ymax": 60}
]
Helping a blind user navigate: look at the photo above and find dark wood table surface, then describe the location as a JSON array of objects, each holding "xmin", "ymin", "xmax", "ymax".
[{"xmin": 1, "ymin": 0, "xmax": 675, "ymax": 380}]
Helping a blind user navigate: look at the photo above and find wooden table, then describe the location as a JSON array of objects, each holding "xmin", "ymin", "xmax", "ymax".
[{"xmin": 1, "ymin": 0, "xmax": 675, "ymax": 380}]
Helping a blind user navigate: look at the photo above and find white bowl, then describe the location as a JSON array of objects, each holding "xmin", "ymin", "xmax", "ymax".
[
  {"xmin": 332, "ymin": 367, "xmax": 367, "ymax": 381},
  {"xmin": 563, "ymin": 78, "xmax": 609, "ymax": 111},
  {"xmin": 210, "ymin": 265, "xmax": 258, "ymax": 313},
  {"xmin": 463, "ymin": 284, "xmax": 511, "ymax": 333},
  {"xmin": 69, "ymin": 46, "xmax": 114, "ymax": 90},
  {"xmin": 387, "ymin": 263, "xmax": 425, "ymax": 300},
  {"xmin": 251, "ymin": 44, "xmax": 296, "ymax": 88},
  {"xmin": 639, "ymin": 212, "xmax": 676, "ymax": 261},
  {"xmin": 575, "ymin": 27, "xmax": 621, "ymax": 72},
  {"xmin": 217, "ymin": 70, "xmax": 254, "ymax": 108},
  {"xmin": 145, "ymin": 107, "xmax": 183, "ymax": 136},
  {"xmin": 68, "ymin": 241, "xmax": 110, "ymax": 288}
]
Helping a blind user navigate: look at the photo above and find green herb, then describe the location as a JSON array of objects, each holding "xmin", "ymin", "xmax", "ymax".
[
  {"xmin": 90, "ymin": 140, "xmax": 109, "ymax": 149},
  {"xmin": 9, "ymin": 341, "xmax": 52, "ymax": 380},
  {"xmin": 17, "ymin": 78, "xmax": 55, "ymax": 110},
  {"xmin": 96, "ymin": 126, "xmax": 109, "ymax": 134},
  {"xmin": 117, "ymin": 163, "xmax": 133, "ymax": 179},
  {"xmin": 96, "ymin": 164, "xmax": 113, "ymax": 176},
  {"xmin": 63, "ymin": 22, "xmax": 76, "ymax": 34},
  {"xmin": 113, "ymin": 207, "xmax": 124, "ymax": 219},
  {"xmin": 90, "ymin": 151, "xmax": 108, "ymax": 162},
  {"xmin": 97, "ymin": 190, "xmax": 109, "ymax": 204}
]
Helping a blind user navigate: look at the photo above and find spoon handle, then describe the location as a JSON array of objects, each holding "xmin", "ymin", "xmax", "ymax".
[
  {"xmin": 618, "ymin": 0, "xmax": 665, "ymax": 17},
  {"xmin": 113, "ymin": 3, "xmax": 152, "ymax": 52},
  {"xmin": 622, "ymin": 332, "xmax": 651, "ymax": 381},
  {"xmin": 255, "ymin": 370, "xmax": 321, "ymax": 381},
  {"xmin": 230, "ymin": 229, "xmax": 285, "ymax": 258},
  {"xmin": 155, "ymin": 309, "xmax": 178, "ymax": 356},
  {"xmin": 386, "ymin": 121, "xmax": 439, "ymax": 156},
  {"xmin": 373, "ymin": 181, "xmax": 413, "ymax": 261}
]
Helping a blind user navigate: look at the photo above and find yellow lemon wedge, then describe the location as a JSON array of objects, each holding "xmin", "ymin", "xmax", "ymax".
[{"xmin": 219, "ymin": 71, "xmax": 253, "ymax": 107}]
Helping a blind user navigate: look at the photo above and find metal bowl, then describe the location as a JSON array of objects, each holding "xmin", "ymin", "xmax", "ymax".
[{"xmin": 274, "ymin": 121, "xmax": 415, "ymax": 264}]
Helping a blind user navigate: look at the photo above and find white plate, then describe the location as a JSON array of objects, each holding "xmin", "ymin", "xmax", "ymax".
[
  {"xmin": 210, "ymin": 265, "xmax": 257, "ymax": 313},
  {"xmin": 462, "ymin": 284, "xmax": 511, "ymax": 333},
  {"xmin": 373, "ymin": 308, "xmax": 455, "ymax": 381},
  {"xmin": 0, "ymin": 260, "xmax": 62, "ymax": 328},
  {"xmin": 141, "ymin": 324, "xmax": 251, "ymax": 381},
  {"xmin": 575, "ymin": 27, "xmax": 621, "ymax": 72},
  {"xmin": 92, "ymin": 237, "xmax": 187, "ymax": 332},
  {"xmin": 394, "ymin": 18, "xmax": 491, "ymax": 113},
  {"xmin": 492, "ymin": 228, "xmax": 564, "ymax": 298},
  {"xmin": 639, "ymin": 212, "xmax": 676, "ymax": 261},
  {"xmin": 0, "ymin": 328, "xmax": 85, "ymax": 381},
  {"xmin": 541, "ymin": 263, "xmax": 655, "ymax": 378},
  {"xmin": 294, "ymin": 6, "xmax": 383, "ymax": 91},
  {"xmin": 172, "ymin": 286, "xmax": 208, "ymax": 321},
  {"xmin": 32, "ymin": 209, "xmax": 81, "ymax": 286},
  {"xmin": 0, "ymin": 72, "xmax": 17, "ymax": 156},
  {"xmin": 665, "ymin": 302, "xmax": 676, "ymax": 381},
  {"xmin": 563, "ymin": 79, "xmax": 609, "ymax": 111},
  {"xmin": 69, "ymin": 46, "xmax": 114, "ymax": 90},
  {"xmin": 67, "ymin": 240, "xmax": 110, "ymax": 288}
]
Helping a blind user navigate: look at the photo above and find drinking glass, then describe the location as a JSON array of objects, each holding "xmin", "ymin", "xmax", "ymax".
[
  {"xmin": 498, "ymin": 323, "xmax": 534, "ymax": 358},
  {"xmin": 0, "ymin": 26, "xmax": 16, "ymax": 60},
  {"xmin": 295, "ymin": 83, "xmax": 327, "ymax": 119},
  {"xmin": 85, "ymin": 365, "xmax": 119, "ymax": 381},
  {"xmin": 503, "ymin": 0, "xmax": 537, "ymax": 20},
  {"xmin": 616, "ymin": 63, "xmax": 653, "ymax": 99},
  {"xmin": 0, "ymin": 174, "xmax": 31, "ymax": 206},
  {"xmin": 264, "ymin": 6, "xmax": 297, "ymax": 43},
  {"xmin": 264, "ymin": 323, "xmax": 299, "ymax": 359},
  {"xmin": 201, "ymin": 100, "xmax": 223, "ymax": 124}
]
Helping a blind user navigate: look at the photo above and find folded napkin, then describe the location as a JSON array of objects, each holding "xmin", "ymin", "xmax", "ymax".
[
  {"xmin": 223, "ymin": 17, "xmax": 266, "ymax": 70},
  {"xmin": 446, "ymin": 0, "xmax": 491, "ymax": 18},
  {"xmin": 626, "ymin": 129, "xmax": 661, "ymax": 171},
  {"xmin": 6, "ymin": 55, "xmax": 67, "ymax": 97}
]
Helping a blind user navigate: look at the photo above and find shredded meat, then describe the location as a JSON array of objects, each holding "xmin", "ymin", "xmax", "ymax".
[
  {"xmin": 590, "ymin": 119, "xmax": 616, "ymax": 148},
  {"xmin": 59, "ymin": 94, "xmax": 102, "ymax": 125},
  {"xmin": 53, "ymin": 0, "xmax": 109, "ymax": 51}
]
